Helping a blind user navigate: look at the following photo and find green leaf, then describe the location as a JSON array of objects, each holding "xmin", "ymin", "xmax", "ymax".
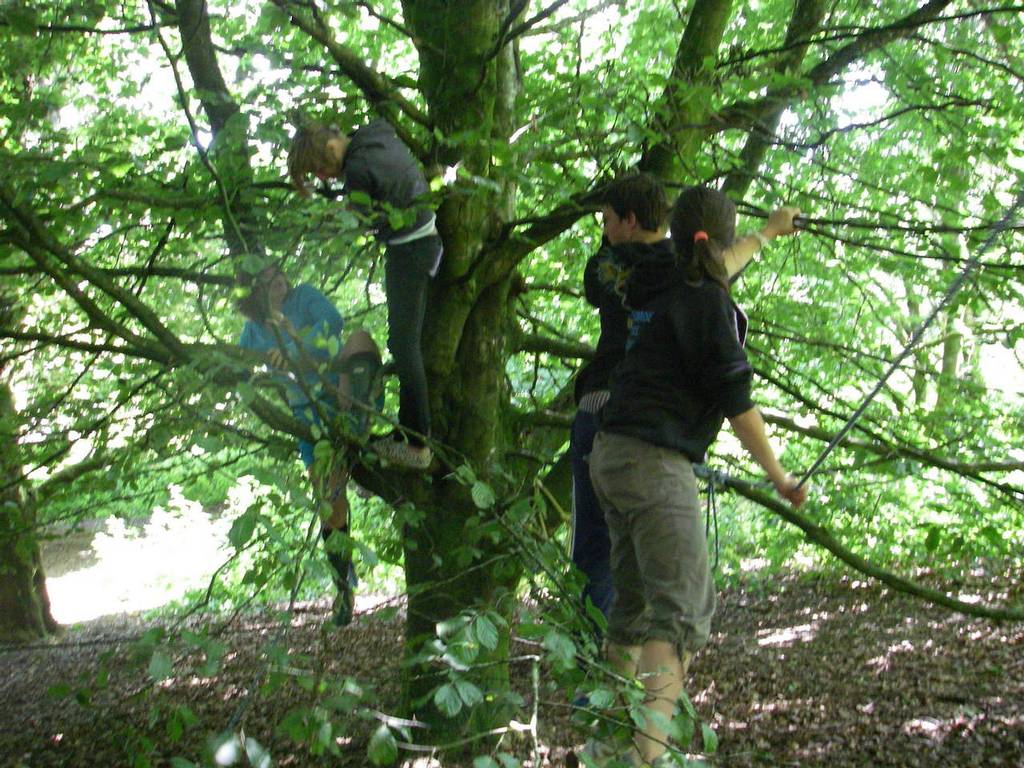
[
  {"xmin": 455, "ymin": 679, "xmax": 483, "ymax": 707},
  {"xmin": 169, "ymin": 759, "xmax": 196, "ymax": 768},
  {"xmin": 356, "ymin": 539, "xmax": 379, "ymax": 568},
  {"xmin": 980, "ymin": 525, "xmax": 1004, "ymax": 550},
  {"xmin": 497, "ymin": 754, "xmax": 521, "ymax": 768},
  {"xmin": 228, "ymin": 510, "xmax": 257, "ymax": 549},
  {"xmin": 542, "ymin": 629, "xmax": 576, "ymax": 671},
  {"xmin": 148, "ymin": 651, "xmax": 173, "ymax": 681},
  {"xmin": 436, "ymin": 614, "xmax": 471, "ymax": 639},
  {"xmin": 434, "ymin": 683, "xmax": 463, "ymax": 718},
  {"xmin": 47, "ymin": 683, "xmax": 72, "ymax": 699},
  {"xmin": 473, "ymin": 757, "xmax": 500, "ymax": 768},
  {"xmin": 453, "ymin": 464, "xmax": 477, "ymax": 485},
  {"xmin": 376, "ymin": 605, "xmax": 400, "ymax": 622},
  {"xmin": 473, "ymin": 615, "xmax": 499, "ymax": 651},
  {"xmin": 199, "ymin": 641, "xmax": 226, "ymax": 676},
  {"xmin": 924, "ymin": 526, "xmax": 941, "ymax": 553},
  {"xmin": 368, "ymin": 725, "xmax": 398, "ymax": 766},
  {"xmin": 471, "ymin": 481, "xmax": 496, "ymax": 509},
  {"xmin": 701, "ymin": 722, "xmax": 719, "ymax": 753},
  {"xmin": 236, "ymin": 381, "xmax": 256, "ymax": 405},
  {"xmin": 6, "ymin": 6, "xmax": 39, "ymax": 34},
  {"xmin": 350, "ymin": 190, "xmax": 372, "ymax": 207},
  {"xmin": 516, "ymin": 622, "xmax": 545, "ymax": 639}
]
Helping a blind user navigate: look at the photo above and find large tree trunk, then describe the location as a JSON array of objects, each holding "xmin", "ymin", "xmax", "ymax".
[
  {"xmin": 935, "ymin": 309, "xmax": 963, "ymax": 412},
  {"xmin": 175, "ymin": 0, "xmax": 530, "ymax": 743},
  {"xmin": 399, "ymin": 0, "xmax": 527, "ymax": 742},
  {"xmin": 0, "ymin": 382, "xmax": 60, "ymax": 642}
]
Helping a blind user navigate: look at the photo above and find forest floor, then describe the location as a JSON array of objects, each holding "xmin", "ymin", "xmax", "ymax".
[{"xmin": 1, "ymin": 545, "xmax": 1022, "ymax": 767}]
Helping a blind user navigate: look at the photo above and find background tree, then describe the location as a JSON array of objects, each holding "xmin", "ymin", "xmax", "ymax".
[{"xmin": 1, "ymin": 0, "xmax": 1023, "ymax": 754}]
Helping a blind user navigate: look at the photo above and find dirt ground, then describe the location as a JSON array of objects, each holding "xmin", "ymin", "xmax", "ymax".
[{"xmin": 1, "ymin": 565, "xmax": 1021, "ymax": 768}]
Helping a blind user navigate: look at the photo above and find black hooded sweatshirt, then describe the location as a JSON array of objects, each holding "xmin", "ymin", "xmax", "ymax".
[
  {"xmin": 598, "ymin": 245, "xmax": 754, "ymax": 463},
  {"xmin": 574, "ymin": 239, "xmax": 677, "ymax": 404}
]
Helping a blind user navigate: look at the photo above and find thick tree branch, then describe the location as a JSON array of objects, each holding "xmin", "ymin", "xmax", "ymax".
[
  {"xmin": 763, "ymin": 411, "xmax": 1024, "ymax": 491},
  {"xmin": 715, "ymin": 0, "xmax": 955, "ymax": 132},
  {"xmin": 485, "ymin": 0, "xmax": 570, "ymax": 61},
  {"xmin": 722, "ymin": 0, "xmax": 826, "ymax": 198},
  {"xmin": 99, "ymin": 189, "xmax": 212, "ymax": 209},
  {"xmin": 0, "ymin": 328, "xmax": 142, "ymax": 360},
  {"xmin": 510, "ymin": 408, "xmax": 572, "ymax": 429},
  {"xmin": 169, "ymin": 0, "xmax": 262, "ymax": 261},
  {"xmin": 270, "ymin": 0, "xmax": 430, "ymax": 152},
  {"xmin": 0, "ymin": 184, "xmax": 185, "ymax": 361},
  {"xmin": 3, "ymin": 235, "xmax": 163, "ymax": 362},
  {"xmin": 486, "ymin": 186, "xmax": 605, "ymax": 278},
  {"xmin": 173, "ymin": 0, "xmax": 236, "ymax": 134},
  {"xmin": 0, "ymin": 264, "xmax": 233, "ymax": 285},
  {"xmin": 718, "ymin": 5, "xmax": 1024, "ymax": 71},
  {"xmin": 521, "ymin": 0, "xmax": 624, "ymax": 37},
  {"xmin": 726, "ymin": 475, "xmax": 1024, "ymax": 621},
  {"xmin": 639, "ymin": 0, "xmax": 736, "ymax": 179},
  {"xmin": 516, "ymin": 331, "xmax": 594, "ymax": 361}
]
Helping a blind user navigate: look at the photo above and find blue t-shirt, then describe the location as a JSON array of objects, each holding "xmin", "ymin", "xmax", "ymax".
[{"xmin": 238, "ymin": 283, "xmax": 344, "ymax": 414}]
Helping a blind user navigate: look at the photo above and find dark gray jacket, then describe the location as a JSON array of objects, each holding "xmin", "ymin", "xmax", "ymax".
[{"xmin": 341, "ymin": 120, "xmax": 433, "ymax": 242}]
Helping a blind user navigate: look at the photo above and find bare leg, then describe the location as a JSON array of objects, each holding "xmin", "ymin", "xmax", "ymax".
[
  {"xmin": 636, "ymin": 640, "xmax": 691, "ymax": 764},
  {"xmin": 607, "ymin": 642, "xmax": 641, "ymax": 680},
  {"xmin": 313, "ymin": 464, "xmax": 350, "ymax": 531}
]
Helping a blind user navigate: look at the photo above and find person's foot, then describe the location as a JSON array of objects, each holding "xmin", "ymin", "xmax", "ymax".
[
  {"xmin": 371, "ymin": 435, "xmax": 432, "ymax": 471},
  {"xmin": 331, "ymin": 580, "xmax": 354, "ymax": 627}
]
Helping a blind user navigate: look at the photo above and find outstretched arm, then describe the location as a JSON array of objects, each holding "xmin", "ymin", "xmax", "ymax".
[
  {"xmin": 723, "ymin": 206, "xmax": 802, "ymax": 278},
  {"xmin": 728, "ymin": 406, "xmax": 807, "ymax": 507}
]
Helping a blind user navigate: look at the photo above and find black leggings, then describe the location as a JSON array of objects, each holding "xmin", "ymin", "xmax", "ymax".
[{"xmin": 384, "ymin": 235, "xmax": 442, "ymax": 445}]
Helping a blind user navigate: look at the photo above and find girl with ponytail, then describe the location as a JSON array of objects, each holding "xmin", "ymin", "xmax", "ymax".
[
  {"xmin": 671, "ymin": 184, "xmax": 737, "ymax": 290},
  {"xmin": 584, "ymin": 184, "xmax": 807, "ymax": 766}
]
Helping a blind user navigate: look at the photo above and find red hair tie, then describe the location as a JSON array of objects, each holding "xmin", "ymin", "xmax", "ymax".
[{"xmin": 693, "ymin": 230, "xmax": 709, "ymax": 243}]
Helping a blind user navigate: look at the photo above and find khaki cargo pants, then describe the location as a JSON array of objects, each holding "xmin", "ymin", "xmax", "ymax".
[{"xmin": 589, "ymin": 431, "xmax": 716, "ymax": 655}]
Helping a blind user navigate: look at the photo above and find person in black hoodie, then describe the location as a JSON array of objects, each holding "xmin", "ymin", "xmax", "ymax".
[
  {"xmin": 289, "ymin": 120, "xmax": 441, "ymax": 471},
  {"xmin": 570, "ymin": 175, "xmax": 801, "ymax": 645},
  {"xmin": 587, "ymin": 185, "xmax": 808, "ymax": 766}
]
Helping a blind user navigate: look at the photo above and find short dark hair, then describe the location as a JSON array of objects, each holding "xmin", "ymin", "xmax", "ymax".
[{"xmin": 601, "ymin": 173, "xmax": 669, "ymax": 232}]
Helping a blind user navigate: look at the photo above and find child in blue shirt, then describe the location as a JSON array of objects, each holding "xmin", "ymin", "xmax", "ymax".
[{"xmin": 237, "ymin": 265, "xmax": 381, "ymax": 626}]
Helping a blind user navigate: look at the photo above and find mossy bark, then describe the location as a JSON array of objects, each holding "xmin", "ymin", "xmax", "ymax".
[{"xmin": 0, "ymin": 383, "xmax": 60, "ymax": 643}]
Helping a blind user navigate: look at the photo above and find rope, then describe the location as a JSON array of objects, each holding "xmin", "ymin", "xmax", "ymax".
[
  {"xmin": 793, "ymin": 184, "xmax": 1024, "ymax": 491},
  {"xmin": 698, "ymin": 465, "xmax": 720, "ymax": 572}
]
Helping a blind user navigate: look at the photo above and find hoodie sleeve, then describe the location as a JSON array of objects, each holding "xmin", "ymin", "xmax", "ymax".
[
  {"xmin": 691, "ymin": 288, "xmax": 754, "ymax": 418},
  {"xmin": 239, "ymin": 321, "xmax": 271, "ymax": 353}
]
